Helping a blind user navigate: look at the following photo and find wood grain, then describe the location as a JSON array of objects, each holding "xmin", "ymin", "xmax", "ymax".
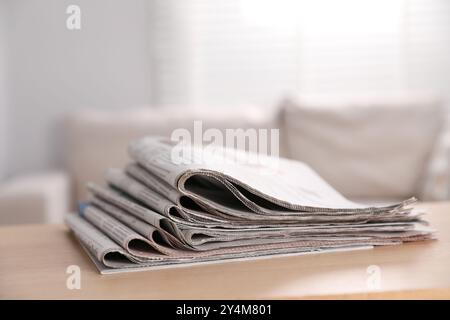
[{"xmin": 1, "ymin": 202, "xmax": 449, "ymax": 299}]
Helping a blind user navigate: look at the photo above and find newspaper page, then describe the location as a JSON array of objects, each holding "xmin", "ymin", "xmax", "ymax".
[
  {"xmin": 128, "ymin": 137, "xmax": 410, "ymax": 214},
  {"xmin": 85, "ymin": 182, "xmax": 433, "ymax": 251}
]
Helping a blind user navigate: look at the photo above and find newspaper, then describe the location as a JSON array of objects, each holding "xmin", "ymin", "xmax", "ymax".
[
  {"xmin": 127, "ymin": 137, "xmax": 404, "ymax": 213},
  {"xmin": 66, "ymin": 136, "xmax": 436, "ymax": 274}
]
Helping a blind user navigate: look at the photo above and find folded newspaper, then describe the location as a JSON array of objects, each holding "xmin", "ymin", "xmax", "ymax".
[{"xmin": 66, "ymin": 136, "xmax": 435, "ymax": 274}]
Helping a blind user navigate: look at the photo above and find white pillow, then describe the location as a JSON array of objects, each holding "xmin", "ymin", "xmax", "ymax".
[{"xmin": 281, "ymin": 97, "xmax": 445, "ymax": 199}]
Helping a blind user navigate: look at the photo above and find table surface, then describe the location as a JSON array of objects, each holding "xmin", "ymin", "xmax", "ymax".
[{"xmin": 1, "ymin": 202, "xmax": 450, "ymax": 299}]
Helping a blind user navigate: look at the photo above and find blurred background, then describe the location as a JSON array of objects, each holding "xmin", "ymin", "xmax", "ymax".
[{"xmin": 1, "ymin": 0, "xmax": 450, "ymax": 225}]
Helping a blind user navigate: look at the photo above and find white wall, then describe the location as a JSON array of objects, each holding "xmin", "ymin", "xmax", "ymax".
[
  {"xmin": 0, "ymin": 1, "xmax": 9, "ymax": 180},
  {"xmin": 4, "ymin": 0, "xmax": 152, "ymax": 176}
]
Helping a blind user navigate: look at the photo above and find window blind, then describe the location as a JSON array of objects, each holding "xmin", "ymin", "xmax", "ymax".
[{"xmin": 148, "ymin": 0, "xmax": 450, "ymax": 107}]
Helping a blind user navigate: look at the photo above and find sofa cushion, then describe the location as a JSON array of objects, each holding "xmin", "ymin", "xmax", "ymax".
[{"xmin": 281, "ymin": 96, "xmax": 445, "ymax": 199}]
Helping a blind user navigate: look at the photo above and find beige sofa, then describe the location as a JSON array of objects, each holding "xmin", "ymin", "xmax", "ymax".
[{"xmin": 1, "ymin": 98, "xmax": 449, "ymax": 225}]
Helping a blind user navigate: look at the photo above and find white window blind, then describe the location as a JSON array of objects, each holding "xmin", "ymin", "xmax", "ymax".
[{"xmin": 148, "ymin": 0, "xmax": 450, "ymax": 107}]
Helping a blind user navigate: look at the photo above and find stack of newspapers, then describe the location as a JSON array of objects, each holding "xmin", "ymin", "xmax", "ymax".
[{"xmin": 66, "ymin": 137, "xmax": 435, "ymax": 274}]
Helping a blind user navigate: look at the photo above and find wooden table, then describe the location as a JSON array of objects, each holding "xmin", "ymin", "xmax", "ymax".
[{"xmin": 1, "ymin": 202, "xmax": 449, "ymax": 299}]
